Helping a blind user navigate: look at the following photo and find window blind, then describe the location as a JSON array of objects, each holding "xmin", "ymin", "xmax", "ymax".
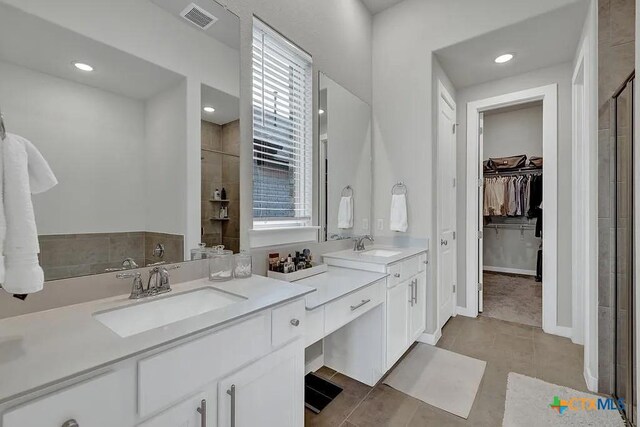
[{"xmin": 252, "ymin": 18, "xmax": 313, "ymax": 228}]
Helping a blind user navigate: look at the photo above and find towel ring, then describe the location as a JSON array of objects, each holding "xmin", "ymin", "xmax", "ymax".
[
  {"xmin": 341, "ymin": 185, "xmax": 353, "ymax": 197},
  {"xmin": 391, "ymin": 182, "xmax": 407, "ymax": 195}
]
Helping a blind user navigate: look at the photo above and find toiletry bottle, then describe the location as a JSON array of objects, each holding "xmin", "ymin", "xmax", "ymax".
[
  {"xmin": 214, "ymin": 188, "xmax": 221, "ymax": 200},
  {"xmin": 219, "ymin": 206, "xmax": 225, "ymax": 219},
  {"xmin": 221, "ymin": 187, "xmax": 227, "ymax": 200}
]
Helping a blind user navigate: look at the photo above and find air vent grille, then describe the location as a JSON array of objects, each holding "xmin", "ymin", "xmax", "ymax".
[{"xmin": 180, "ymin": 3, "xmax": 218, "ymax": 30}]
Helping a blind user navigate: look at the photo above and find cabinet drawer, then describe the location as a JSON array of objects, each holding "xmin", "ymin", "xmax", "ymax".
[
  {"xmin": 2, "ymin": 370, "xmax": 134, "ymax": 427},
  {"xmin": 305, "ymin": 306, "xmax": 325, "ymax": 346},
  {"xmin": 272, "ymin": 299, "xmax": 305, "ymax": 347},
  {"xmin": 402, "ymin": 256, "xmax": 420, "ymax": 279},
  {"xmin": 324, "ymin": 280, "xmax": 384, "ymax": 334},
  {"xmin": 418, "ymin": 253, "xmax": 427, "ymax": 272},
  {"xmin": 386, "ymin": 263, "xmax": 402, "ymax": 287},
  {"xmin": 138, "ymin": 313, "xmax": 270, "ymax": 417},
  {"xmin": 138, "ymin": 389, "xmax": 215, "ymax": 427}
]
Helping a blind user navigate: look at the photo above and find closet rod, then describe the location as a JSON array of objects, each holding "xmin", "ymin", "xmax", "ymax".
[
  {"xmin": 483, "ymin": 223, "xmax": 536, "ymax": 230},
  {"xmin": 484, "ymin": 168, "xmax": 542, "ymax": 177}
]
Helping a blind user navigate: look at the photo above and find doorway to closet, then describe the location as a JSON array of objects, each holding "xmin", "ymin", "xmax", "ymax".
[{"xmin": 479, "ymin": 102, "xmax": 543, "ymax": 327}]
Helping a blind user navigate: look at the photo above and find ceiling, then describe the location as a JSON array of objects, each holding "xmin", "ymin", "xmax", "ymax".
[
  {"xmin": 150, "ymin": 0, "xmax": 240, "ymax": 50},
  {"xmin": 434, "ymin": 1, "xmax": 589, "ymax": 89},
  {"xmin": 0, "ymin": 3, "xmax": 183, "ymax": 100},
  {"xmin": 360, "ymin": 0, "xmax": 405, "ymax": 14},
  {"xmin": 201, "ymin": 84, "xmax": 239, "ymax": 125}
]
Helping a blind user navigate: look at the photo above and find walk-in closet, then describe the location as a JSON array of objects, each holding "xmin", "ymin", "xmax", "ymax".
[{"xmin": 480, "ymin": 102, "xmax": 543, "ymax": 327}]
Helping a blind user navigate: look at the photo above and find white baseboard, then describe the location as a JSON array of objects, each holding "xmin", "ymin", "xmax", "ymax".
[
  {"xmin": 456, "ymin": 305, "xmax": 477, "ymax": 317},
  {"xmin": 483, "ymin": 266, "xmax": 537, "ymax": 276},
  {"xmin": 417, "ymin": 329, "xmax": 442, "ymax": 346},
  {"xmin": 584, "ymin": 367, "xmax": 598, "ymax": 393}
]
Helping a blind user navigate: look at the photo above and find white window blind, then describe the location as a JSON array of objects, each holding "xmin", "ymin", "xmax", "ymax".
[{"xmin": 252, "ymin": 18, "xmax": 313, "ymax": 228}]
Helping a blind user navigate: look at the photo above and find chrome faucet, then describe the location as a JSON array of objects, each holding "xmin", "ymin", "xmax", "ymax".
[
  {"xmin": 104, "ymin": 257, "xmax": 140, "ymax": 272},
  {"xmin": 116, "ymin": 265, "xmax": 180, "ymax": 299},
  {"xmin": 353, "ymin": 235, "xmax": 374, "ymax": 252}
]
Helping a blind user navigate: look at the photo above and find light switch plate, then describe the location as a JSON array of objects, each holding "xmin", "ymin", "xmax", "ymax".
[
  {"xmin": 377, "ymin": 219, "xmax": 384, "ymax": 231},
  {"xmin": 362, "ymin": 218, "xmax": 369, "ymax": 230}
]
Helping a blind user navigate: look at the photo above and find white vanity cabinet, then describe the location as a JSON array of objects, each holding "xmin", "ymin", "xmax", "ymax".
[
  {"xmin": 383, "ymin": 253, "xmax": 428, "ymax": 370},
  {"xmin": 218, "ymin": 340, "xmax": 303, "ymax": 427},
  {"xmin": 0, "ymin": 298, "xmax": 306, "ymax": 427}
]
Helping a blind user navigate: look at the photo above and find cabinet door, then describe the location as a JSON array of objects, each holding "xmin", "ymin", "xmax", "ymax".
[
  {"xmin": 386, "ymin": 281, "xmax": 410, "ymax": 369},
  {"xmin": 410, "ymin": 272, "xmax": 427, "ymax": 342},
  {"xmin": 138, "ymin": 389, "xmax": 215, "ymax": 427},
  {"xmin": 217, "ymin": 340, "xmax": 303, "ymax": 427}
]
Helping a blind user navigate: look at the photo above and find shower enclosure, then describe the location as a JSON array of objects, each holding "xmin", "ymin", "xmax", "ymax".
[{"xmin": 612, "ymin": 71, "xmax": 635, "ymax": 425}]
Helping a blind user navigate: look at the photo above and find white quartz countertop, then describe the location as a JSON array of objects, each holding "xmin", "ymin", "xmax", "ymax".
[
  {"xmin": 296, "ymin": 267, "xmax": 388, "ymax": 310},
  {"xmin": 0, "ymin": 275, "xmax": 314, "ymax": 404},
  {"xmin": 322, "ymin": 246, "xmax": 427, "ymax": 265}
]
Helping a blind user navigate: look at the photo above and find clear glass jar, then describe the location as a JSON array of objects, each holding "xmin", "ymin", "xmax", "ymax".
[
  {"xmin": 207, "ymin": 245, "xmax": 234, "ymax": 281},
  {"xmin": 234, "ymin": 252, "xmax": 252, "ymax": 279},
  {"xmin": 190, "ymin": 242, "xmax": 208, "ymax": 260}
]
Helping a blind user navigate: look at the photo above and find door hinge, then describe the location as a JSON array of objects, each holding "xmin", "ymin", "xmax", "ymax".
[
  {"xmin": 453, "ymin": 231, "xmax": 456, "ymax": 240},
  {"xmin": 452, "ymin": 123, "xmax": 456, "ymax": 134},
  {"xmin": 453, "ymin": 284, "xmax": 456, "ymax": 293},
  {"xmin": 479, "ymin": 126, "xmax": 483, "ymax": 135},
  {"xmin": 478, "ymin": 282, "xmax": 483, "ymax": 292},
  {"xmin": 452, "ymin": 178, "xmax": 456, "ymax": 188},
  {"xmin": 478, "ymin": 178, "xmax": 483, "ymax": 187},
  {"xmin": 478, "ymin": 230, "xmax": 483, "ymax": 239}
]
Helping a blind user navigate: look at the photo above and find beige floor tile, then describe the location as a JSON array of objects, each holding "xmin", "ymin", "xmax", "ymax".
[{"xmin": 346, "ymin": 385, "xmax": 419, "ymax": 427}]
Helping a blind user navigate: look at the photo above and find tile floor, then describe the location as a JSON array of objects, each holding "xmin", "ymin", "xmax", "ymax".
[
  {"xmin": 305, "ymin": 315, "xmax": 586, "ymax": 426},
  {"xmin": 480, "ymin": 272, "xmax": 542, "ymax": 327}
]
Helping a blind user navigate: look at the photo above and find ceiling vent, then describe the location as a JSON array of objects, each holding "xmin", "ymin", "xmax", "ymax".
[{"xmin": 180, "ymin": 3, "xmax": 218, "ymax": 30}]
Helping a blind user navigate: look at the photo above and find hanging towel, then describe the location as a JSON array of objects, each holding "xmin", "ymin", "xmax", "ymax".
[
  {"xmin": 0, "ymin": 133, "xmax": 57, "ymax": 295},
  {"xmin": 390, "ymin": 194, "xmax": 408, "ymax": 232},
  {"xmin": 337, "ymin": 196, "xmax": 353, "ymax": 229}
]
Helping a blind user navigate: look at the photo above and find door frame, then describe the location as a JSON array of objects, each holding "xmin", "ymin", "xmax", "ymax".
[
  {"xmin": 436, "ymin": 80, "xmax": 457, "ymax": 328},
  {"xmin": 465, "ymin": 84, "xmax": 560, "ymax": 336}
]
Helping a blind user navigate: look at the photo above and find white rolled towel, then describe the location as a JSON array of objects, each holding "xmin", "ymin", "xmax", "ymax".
[
  {"xmin": 390, "ymin": 194, "xmax": 408, "ymax": 232},
  {"xmin": 1, "ymin": 133, "xmax": 57, "ymax": 295},
  {"xmin": 338, "ymin": 196, "xmax": 353, "ymax": 229}
]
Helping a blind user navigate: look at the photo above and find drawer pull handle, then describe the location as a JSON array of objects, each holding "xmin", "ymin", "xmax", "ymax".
[
  {"xmin": 290, "ymin": 318, "xmax": 300, "ymax": 327},
  {"xmin": 394, "ymin": 273, "xmax": 401, "ymax": 278},
  {"xmin": 227, "ymin": 384, "xmax": 236, "ymax": 427},
  {"xmin": 350, "ymin": 299, "xmax": 371, "ymax": 311},
  {"xmin": 62, "ymin": 421, "xmax": 79, "ymax": 427},
  {"xmin": 423, "ymin": 260, "xmax": 428, "ymax": 264},
  {"xmin": 196, "ymin": 399, "xmax": 207, "ymax": 427}
]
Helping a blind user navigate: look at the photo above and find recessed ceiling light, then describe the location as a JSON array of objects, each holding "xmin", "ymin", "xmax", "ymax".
[
  {"xmin": 319, "ymin": 109, "xmax": 325, "ymax": 115},
  {"xmin": 494, "ymin": 54, "xmax": 514, "ymax": 64},
  {"xmin": 203, "ymin": 106, "xmax": 215, "ymax": 113},
  {"xmin": 73, "ymin": 62, "xmax": 94, "ymax": 72}
]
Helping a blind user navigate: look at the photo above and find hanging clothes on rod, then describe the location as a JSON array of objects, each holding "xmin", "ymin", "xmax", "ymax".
[{"xmin": 483, "ymin": 171, "xmax": 541, "ymax": 217}]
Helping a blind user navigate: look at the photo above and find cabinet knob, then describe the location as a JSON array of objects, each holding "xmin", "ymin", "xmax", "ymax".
[
  {"xmin": 62, "ymin": 420, "xmax": 79, "ymax": 427},
  {"xmin": 290, "ymin": 319, "xmax": 300, "ymax": 327},
  {"xmin": 394, "ymin": 273, "xmax": 401, "ymax": 278}
]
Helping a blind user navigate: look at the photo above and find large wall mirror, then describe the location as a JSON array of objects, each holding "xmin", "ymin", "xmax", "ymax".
[
  {"xmin": 0, "ymin": 0, "xmax": 239, "ymax": 281},
  {"xmin": 319, "ymin": 72, "xmax": 372, "ymax": 241}
]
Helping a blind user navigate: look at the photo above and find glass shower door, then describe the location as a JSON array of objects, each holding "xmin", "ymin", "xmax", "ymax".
[{"xmin": 613, "ymin": 72, "xmax": 635, "ymax": 425}]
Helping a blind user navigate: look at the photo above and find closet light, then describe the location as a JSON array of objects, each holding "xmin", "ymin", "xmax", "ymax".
[
  {"xmin": 494, "ymin": 54, "xmax": 514, "ymax": 64},
  {"xmin": 73, "ymin": 62, "xmax": 94, "ymax": 72},
  {"xmin": 319, "ymin": 109, "xmax": 325, "ymax": 115},
  {"xmin": 203, "ymin": 106, "xmax": 215, "ymax": 113}
]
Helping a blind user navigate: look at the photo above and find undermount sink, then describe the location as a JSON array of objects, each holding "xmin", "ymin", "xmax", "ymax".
[
  {"xmin": 93, "ymin": 287, "xmax": 246, "ymax": 337},
  {"xmin": 360, "ymin": 249, "xmax": 402, "ymax": 258}
]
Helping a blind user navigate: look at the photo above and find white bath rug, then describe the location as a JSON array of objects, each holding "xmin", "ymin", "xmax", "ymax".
[
  {"xmin": 383, "ymin": 343, "xmax": 486, "ymax": 418},
  {"xmin": 502, "ymin": 372, "xmax": 625, "ymax": 426}
]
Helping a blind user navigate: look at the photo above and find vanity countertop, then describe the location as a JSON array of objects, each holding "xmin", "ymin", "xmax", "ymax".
[
  {"xmin": 0, "ymin": 275, "xmax": 314, "ymax": 404},
  {"xmin": 322, "ymin": 246, "xmax": 427, "ymax": 266},
  {"xmin": 295, "ymin": 266, "xmax": 388, "ymax": 310}
]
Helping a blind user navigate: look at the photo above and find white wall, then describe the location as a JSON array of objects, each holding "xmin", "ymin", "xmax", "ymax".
[
  {"xmin": 0, "ymin": 59, "xmax": 147, "ymax": 235},
  {"xmin": 482, "ymin": 104, "xmax": 543, "ymax": 274},
  {"xmin": 145, "ymin": 80, "xmax": 188, "ymax": 237},
  {"xmin": 456, "ymin": 62, "xmax": 574, "ymax": 327},
  {"xmin": 372, "ymin": 0, "xmax": 579, "ymax": 334}
]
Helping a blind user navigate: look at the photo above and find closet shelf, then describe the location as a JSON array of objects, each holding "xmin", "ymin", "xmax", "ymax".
[
  {"xmin": 201, "ymin": 147, "xmax": 240, "ymax": 158},
  {"xmin": 209, "ymin": 199, "xmax": 230, "ymax": 202},
  {"xmin": 209, "ymin": 217, "xmax": 230, "ymax": 221}
]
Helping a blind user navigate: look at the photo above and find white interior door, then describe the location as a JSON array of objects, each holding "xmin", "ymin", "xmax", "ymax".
[
  {"xmin": 437, "ymin": 83, "xmax": 457, "ymax": 330},
  {"xmin": 478, "ymin": 113, "xmax": 484, "ymax": 313}
]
